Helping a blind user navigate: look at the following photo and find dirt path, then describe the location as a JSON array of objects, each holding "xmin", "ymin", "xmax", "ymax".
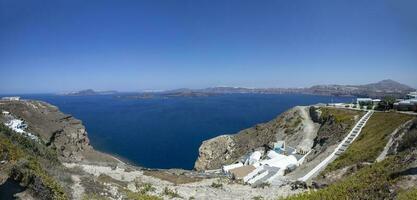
[
  {"xmin": 71, "ymin": 175, "xmax": 84, "ymax": 200},
  {"xmin": 296, "ymin": 106, "xmax": 319, "ymax": 152},
  {"xmin": 64, "ymin": 162, "xmax": 303, "ymax": 200}
]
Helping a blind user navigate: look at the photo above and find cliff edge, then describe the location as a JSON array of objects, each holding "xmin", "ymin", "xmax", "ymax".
[
  {"xmin": 0, "ymin": 100, "xmax": 115, "ymax": 163},
  {"xmin": 194, "ymin": 106, "xmax": 321, "ymax": 171}
]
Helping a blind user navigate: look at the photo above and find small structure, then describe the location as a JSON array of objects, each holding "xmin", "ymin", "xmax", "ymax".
[
  {"xmin": 4, "ymin": 119, "xmax": 39, "ymax": 141},
  {"xmin": 372, "ymin": 99, "xmax": 381, "ymax": 104},
  {"xmin": 2, "ymin": 111, "xmax": 10, "ymax": 115},
  {"xmin": 1, "ymin": 96, "xmax": 20, "ymax": 101},
  {"xmin": 229, "ymin": 165, "xmax": 256, "ymax": 180},
  {"xmin": 356, "ymin": 98, "xmax": 373, "ymax": 105},
  {"xmin": 273, "ymin": 141, "xmax": 286, "ymax": 154},
  {"xmin": 222, "ymin": 162, "xmax": 243, "ymax": 172},
  {"xmin": 223, "ymin": 140, "xmax": 306, "ymax": 185},
  {"xmin": 394, "ymin": 98, "xmax": 417, "ymax": 111},
  {"xmin": 245, "ymin": 151, "xmax": 262, "ymax": 165},
  {"xmin": 407, "ymin": 91, "xmax": 417, "ymax": 99}
]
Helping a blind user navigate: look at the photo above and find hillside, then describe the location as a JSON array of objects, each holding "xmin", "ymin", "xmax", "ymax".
[
  {"xmin": 284, "ymin": 112, "xmax": 417, "ymax": 200},
  {"xmin": 1, "ymin": 99, "xmax": 416, "ymax": 199},
  {"xmin": 0, "ymin": 100, "xmax": 306, "ymax": 199},
  {"xmin": 195, "ymin": 106, "xmax": 364, "ymax": 172}
]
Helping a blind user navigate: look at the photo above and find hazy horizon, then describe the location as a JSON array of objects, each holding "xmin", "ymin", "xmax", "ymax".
[{"xmin": 1, "ymin": 0, "xmax": 417, "ymax": 93}]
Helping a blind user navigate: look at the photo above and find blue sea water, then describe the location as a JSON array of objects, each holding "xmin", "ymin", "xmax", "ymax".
[{"xmin": 11, "ymin": 94, "xmax": 353, "ymax": 169}]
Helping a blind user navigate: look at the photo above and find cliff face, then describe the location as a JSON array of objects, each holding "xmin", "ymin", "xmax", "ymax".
[
  {"xmin": 195, "ymin": 106, "xmax": 320, "ymax": 171},
  {"xmin": 0, "ymin": 100, "xmax": 91, "ymax": 162}
]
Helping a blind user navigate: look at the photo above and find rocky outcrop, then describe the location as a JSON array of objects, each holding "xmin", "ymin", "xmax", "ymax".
[
  {"xmin": 0, "ymin": 100, "xmax": 91, "ymax": 162},
  {"xmin": 194, "ymin": 106, "xmax": 320, "ymax": 171},
  {"xmin": 194, "ymin": 135, "xmax": 237, "ymax": 171}
]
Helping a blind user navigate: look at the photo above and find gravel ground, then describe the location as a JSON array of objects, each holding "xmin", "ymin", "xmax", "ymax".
[{"xmin": 64, "ymin": 162, "xmax": 304, "ymax": 200}]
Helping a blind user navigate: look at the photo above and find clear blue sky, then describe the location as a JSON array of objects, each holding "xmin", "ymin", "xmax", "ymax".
[{"xmin": 1, "ymin": 0, "xmax": 416, "ymax": 93}]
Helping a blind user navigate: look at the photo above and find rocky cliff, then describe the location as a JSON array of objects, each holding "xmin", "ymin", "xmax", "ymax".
[
  {"xmin": 194, "ymin": 106, "xmax": 321, "ymax": 171},
  {"xmin": 0, "ymin": 100, "xmax": 91, "ymax": 162}
]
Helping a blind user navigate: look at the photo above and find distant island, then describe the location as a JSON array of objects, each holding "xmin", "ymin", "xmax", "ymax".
[
  {"xmin": 67, "ymin": 79, "xmax": 415, "ymax": 99},
  {"xmin": 60, "ymin": 89, "xmax": 119, "ymax": 96}
]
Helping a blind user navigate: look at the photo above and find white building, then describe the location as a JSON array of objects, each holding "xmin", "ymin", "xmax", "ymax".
[
  {"xmin": 1, "ymin": 96, "xmax": 20, "ymax": 101},
  {"xmin": 223, "ymin": 141, "xmax": 305, "ymax": 185},
  {"xmin": 356, "ymin": 98, "xmax": 373, "ymax": 105},
  {"xmin": 407, "ymin": 91, "xmax": 417, "ymax": 99},
  {"xmin": 2, "ymin": 111, "xmax": 10, "ymax": 115},
  {"xmin": 372, "ymin": 99, "xmax": 381, "ymax": 104},
  {"xmin": 394, "ymin": 98, "xmax": 417, "ymax": 111}
]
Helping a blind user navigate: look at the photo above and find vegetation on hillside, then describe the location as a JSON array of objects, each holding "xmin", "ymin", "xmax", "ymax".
[
  {"xmin": 374, "ymin": 96, "xmax": 397, "ymax": 111},
  {"xmin": 0, "ymin": 124, "xmax": 69, "ymax": 200},
  {"xmin": 325, "ymin": 112, "xmax": 413, "ymax": 172},
  {"xmin": 283, "ymin": 154, "xmax": 412, "ymax": 200},
  {"xmin": 283, "ymin": 112, "xmax": 416, "ymax": 200},
  {"xmin": 397, "ymin": 188, "xmax": 417, "ymax": 200},
  {"xmin": 307, "ymin": 107, "xmax": 363, "ymax": 158},
  {"xmin": 319, "ymin": 107, "xmax": 362, "ymax": 125}
]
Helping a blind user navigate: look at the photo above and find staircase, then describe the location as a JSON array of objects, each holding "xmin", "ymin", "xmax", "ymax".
[
  {"xmin": 298, "ymin": 110, "xmax": 374, "ymax": 182},
  {"xmin": 335, "ymin": 111, "xmax": 373, "ymax": 156}
]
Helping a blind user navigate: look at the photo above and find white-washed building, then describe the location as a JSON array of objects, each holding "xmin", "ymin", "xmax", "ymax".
[{"xmin": 1, "ymin": 96, "xmax": 20, "ymax": 101}]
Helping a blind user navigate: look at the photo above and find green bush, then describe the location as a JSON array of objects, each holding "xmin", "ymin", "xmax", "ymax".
[
  {"xmin": 0, "ymin": 125, "xmax": 68, "ymax": 200},
  {"xmin": 397, "ymin": 188, "xmax": 417, "ymax": 200},
  {"xmin": 397, "ymin": 123, "xmax": 417, "ymax": 152},
  {"xmin": 162, "ymin": 187, "xmax": 181, "ymax": 199},
  {"xmin": 125, "ymin": 191, "xmax": 162, "ymax": 200},
  {"xmin": 211, "ymin": 180, "xmax": 223, "ymax": 188}
]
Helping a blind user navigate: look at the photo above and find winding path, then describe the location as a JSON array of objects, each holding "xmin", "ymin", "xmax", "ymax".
[{"xmin": 296, "ymin": 106, "xmax": 319, "ymax": 153}]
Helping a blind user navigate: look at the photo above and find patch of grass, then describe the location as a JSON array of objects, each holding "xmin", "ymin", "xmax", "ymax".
[
  {"xmin": 252, "ymin": 195, "xmax": 264, "ymax": 200},
  {"xmin": 210, "ymin": 180, "xmax": 223, "ymax": 188},
  {"xmin": 135, "ymin": 182, "xmax": 156, "ymax": 194},
  {"xmin": 143, "ymin": 170, "xmax": 202, "ymax": 185},
  {"xmin": 162, "ymin": 187, "xmax": 182, "ymax": 199},
  {"xmin": 0, "ymin": 124, "xmax": 59, "ymax": 164},
  {"xmin": 0, "ymin": 134, "xmax": 24, "ymax": 162},
  {"xmin": 398, "ymin": 122, "xmax": 417, "ymax": 152},
  {"xmin": 13, "ymin": 156, "xmax": 68, "ymax": 200},
  {"xmin": 325, "ymin": 112, "xmax": 413, "ymax": 173},
  {"xmin": 97, "ymin": 174, "xmax": 127, "ymax": 187},
  {"xmin": 320, "ymin": 107, "xmax": 363, "ymax": 124},
  {"xmin": 82, "ymin": 193, "xmax": 110, "ymax": 200},
  {"xmin": 125, "ymin": 191, "xmax": 162, "ymax": 200},
  {"xmin": 397, "ymin": 188, "xmax": 417, "ymax": 200},
  {"xmin": 252, "ymin": 182, "xmax": 270, "ymax": 189},
  {"xmin": 0, "ymin": 124, "xmax": 68, "ymax": 200},
  {"xmin": 283, "ymin": 155, "xmax": 408, "ymax": 200}
]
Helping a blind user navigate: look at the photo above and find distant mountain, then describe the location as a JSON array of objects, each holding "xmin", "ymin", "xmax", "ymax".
[
  {"xmin": 307, "ymin": 79, "xmax": 415, "ymax": 98},
  {"xmin": 361, "ymin": 79, "xmax": 414, "ymax": 92},
  {"xmin": 197, "ymin": 87, "xmax": 305, "ymax": 94},
  {"xmin": 167, "ymin": 80, "xmax": 414, "ymax": 98},
  {"xmin": 62, "ymin": 89, "xmax": 119, "ymax": 96},
  {"xmin": 67, "ymin": 80, "xmax": 415, "ymax": 98}
]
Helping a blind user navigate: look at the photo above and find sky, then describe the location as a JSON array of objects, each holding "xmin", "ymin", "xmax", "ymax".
[{"xmin": 0, "ymin": 0, "xmax": 416, "ymax": 93}]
